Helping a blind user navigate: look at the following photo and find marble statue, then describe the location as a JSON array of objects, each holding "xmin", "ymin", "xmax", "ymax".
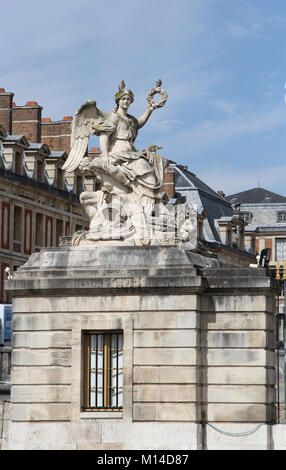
[{"xmin": 62, "ymin": 81, "xmax": 196, "ymax": 246}]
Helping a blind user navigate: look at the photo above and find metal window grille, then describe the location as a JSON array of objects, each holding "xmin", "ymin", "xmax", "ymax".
[{"xmin": 83, "ymin": 332, "xmax": 123, "ymax": 410}]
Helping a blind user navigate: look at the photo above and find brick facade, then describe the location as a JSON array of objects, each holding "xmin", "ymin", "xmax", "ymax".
[
  {"xmin": 0, "ymin": 88, "xmax": 89, "ymax": 303},
  {"xmin": 12, "ymin": 103, "xmax": 42, "ymax": 143},
  {"xmin": 41, "ymin": 116, "xmax": 72, "ymax": 155},
  {"xmin": 161, "ymin": 166, "xmax": 175, "ymax": 199}
]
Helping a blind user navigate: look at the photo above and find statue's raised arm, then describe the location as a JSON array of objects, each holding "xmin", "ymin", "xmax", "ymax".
[{"xmin": 137, "ymin": 79, "xmax": 168, "ymax": 129}]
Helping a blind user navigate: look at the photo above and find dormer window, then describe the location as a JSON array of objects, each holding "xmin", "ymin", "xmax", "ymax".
[
  {"xmin": 277, "ymin": 212, "xmax": 286, "ymax": 223},
  {"xmin": 241, "ymin": 212, "xmax": 252, "ymax": 223}
]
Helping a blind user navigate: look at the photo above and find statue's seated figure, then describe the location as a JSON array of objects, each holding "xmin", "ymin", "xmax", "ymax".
[{"xmin": 63, "ymin": 81, "xmax": 195, "ymax": 246}]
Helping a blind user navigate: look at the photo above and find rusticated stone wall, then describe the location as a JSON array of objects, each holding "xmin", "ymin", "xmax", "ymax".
[{"xmin": 3, "ymin": 246, "xmax": 277, "ymax": 450}]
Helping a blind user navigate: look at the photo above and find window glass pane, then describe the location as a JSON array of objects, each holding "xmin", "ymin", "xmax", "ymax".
[
  {"xmin": 242, "ymin": 212, "xmax": 250, "ymax": 222},
  {"xmin": 276, "ymin": 238, "xmax": 286, "ymax": 261},
  {"xmin": 277, "ymin": 212, "xmax": 286, "ymax": 222},
  {"xmin": 86, "ymin": 332, "xmax": 123, "ymax": 410},
  {"xmin": 13, "ymin": 206, "xmax": 22, "ymax": 242},
  {"xmin": 110, "ymin": 333, "xmax": 123, "ymax": 407}
]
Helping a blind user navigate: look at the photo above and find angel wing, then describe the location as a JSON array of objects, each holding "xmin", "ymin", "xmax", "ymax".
[{"xmin": 62, "ymin": 100, "xmax": 107, "ymax": 172}]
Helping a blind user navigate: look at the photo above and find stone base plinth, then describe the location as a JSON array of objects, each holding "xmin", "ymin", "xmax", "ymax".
[{"xmin": 4, "ymin": 246, "xmax": 277, "ymax": 450}]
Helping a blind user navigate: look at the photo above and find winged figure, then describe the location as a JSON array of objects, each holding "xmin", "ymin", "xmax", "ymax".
[
  {"xmin": 63, "ymin": 81, "xmax": 168, "ymax": 195},
  {"xmin": 61, "ymin": 81, "xmax": 193, "ymax": 247}
]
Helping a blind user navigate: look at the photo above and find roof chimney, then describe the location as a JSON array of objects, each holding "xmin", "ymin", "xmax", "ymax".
[
  {"xmin": 0, "ymin": 89, "xmax": 14, "ymax": 134},
  {"xmin": 12, "ymin": 100, "xmax": 43, "ymax": 142}
]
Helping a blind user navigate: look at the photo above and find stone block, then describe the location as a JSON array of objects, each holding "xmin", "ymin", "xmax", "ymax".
[
  {"xmin": 156, "ymin": 403, "xmax": 197, "ymax": 421},
  {"xmin": 133, "ymin": 403, "xmax": 197, "ymax": 421},
  {"xmin": 207, "ymin": 385, "xmax": 275, "ymax": 403},
  {"xmin": 13, "ymin": 314, "xmax": 75, "ymax": 331},
  {"xmin": 133, "ymin": 366, "xmax": 197, "ymax": 384},
  {"xmin": 207, "ymin": 331, "xmax": 274, "ymax": 349},
  {"xmin": 12, "ymin": 332, "xmax": 72, "ymax": 349},
  {"xmin": 133, "ymin": 384, "xmax": 197, "ymax": 402},
  {"xmin": 207, "ymin": 404, "xmax": 274, "ymax": 422},
  {"xmin": 80, "ymin": 315, "xmax": 126, "ymax": 332},
  {"xmin": 11, "ymin": 366, "xmax": 71, "ymax": 385},
  {"xmin": 12, "ymin": 349, "xmax": 72, "ymax": 367},
  {"xmin": 11, "ymin": 385, "xmax": 71, "ymax": 403},
  {"xmin": 202, "ymin": 312, "xmax": 275, "ymax": 331},
  {"xmin": 6, "ymin": 422, "xmax": 73, "ymax": 450},
  {"xmin": 101, "ymin": 422, "xmax": 199, "ymax": 450},
  {"xmin": 133, "ymin": 403, "xmax": 157, "ymax": 421},
  {"xmin": 10, "ymin": 404, "xmax": 71, "ymax": 422},
  {"xmin": 206, "ymin": 349, "xmax": 275, "ymax": 366},
  {"xmin": 134, "ymin": 330, "xmax": 197, "ymax": 348},
  {"xmin": 206, "ymin": 366, "xmax": 275, "ymax": 385},
  {"xmin": 134, "ymin": 348, "xmax": 197, "ymax": 366},
  {"xmin": 201, "ymin": 295, "xmax": 270, "ymax": 313},
  {"xmin": 133, "ymin": 311, "xmax": 197, "ymax": 329},
  {"xmin": 13, "ymin": 293, "xmax": 198, "ymax": 313},
  {"xmin": 70, "ymin": 422, "xmax": 101, "ymax": 444}
]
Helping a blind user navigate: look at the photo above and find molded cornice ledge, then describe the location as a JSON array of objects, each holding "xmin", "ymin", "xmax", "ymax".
[
  {"xmin": 5, "ymin": 246, "xmax": 275, "ymax": 297},
  {"xmin": 5, "ymin": 246, "xmax": 214, "ymax": 297}
]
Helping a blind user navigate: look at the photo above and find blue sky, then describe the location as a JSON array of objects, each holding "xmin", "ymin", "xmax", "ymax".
[{"xmin": 1, "ymin": 0, "xmax": 286, "ymax": 196}]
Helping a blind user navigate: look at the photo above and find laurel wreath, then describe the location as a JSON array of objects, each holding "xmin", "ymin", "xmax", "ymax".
[{"xmin": 146, "ymin": 87, "xmax": 168, "ymax": 109}]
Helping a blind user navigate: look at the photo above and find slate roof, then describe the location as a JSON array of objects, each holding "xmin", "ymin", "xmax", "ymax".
[
  {"xmin": 172, "ymin": 163, "xmax": 225, "ymax": 200},
  {"xmin": 49, "ymin": 150, "xmax": 67, "ymax": 158},
  {"xmin": 226, "ymin": 187, "xmax": 286, "ymax": 205},
  {"xmin": 171, "ymin": 163, "xmax": 233, "ymax": 242},
  {"xmin": 5, "ymin": 134, "xmax": 25, "ymax": 142},
  {"xmin": 256, "ymin": 225, "xmax": 286, "ymax": 233}
]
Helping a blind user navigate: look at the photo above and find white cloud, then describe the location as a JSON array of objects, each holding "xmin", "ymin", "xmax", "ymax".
[
  {"xmin": 226, "ymin": 7, "xmax": 286, "ymax": 40},
  {"xmin": 171, "ymin": 105, "xmax": 286, "ymax": 153},
  {"xmin": 199, "ymin": 163, "xmax": 286, "ymax": 196},
  {"xmin": 212, "ymin": 100, "xmax": 236, "ymax": 114},
  {"xmin": 227, "ymin": 23, "xmax": 251, "ymax": 39}
]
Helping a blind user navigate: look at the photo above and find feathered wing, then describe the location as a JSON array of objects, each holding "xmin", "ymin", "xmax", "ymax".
[{"xmin": 62, "ymin": 100, "xmax": 107, "ymax": 172}]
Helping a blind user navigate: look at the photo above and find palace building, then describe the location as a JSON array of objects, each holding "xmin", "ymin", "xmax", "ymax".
[{"xmin": 0, "ymin": 89, "xmax": 89, "ymax": 304}]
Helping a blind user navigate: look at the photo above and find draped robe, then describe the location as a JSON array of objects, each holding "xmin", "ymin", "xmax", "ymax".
[{"xmin": 93, "ymin": 111, "xmax": 168, "ymax": 200}]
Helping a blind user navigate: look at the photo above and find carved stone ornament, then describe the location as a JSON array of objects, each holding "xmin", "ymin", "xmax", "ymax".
[{"xmin": 62, "ymin": 80, "xmax": 197, "ymax": 247}]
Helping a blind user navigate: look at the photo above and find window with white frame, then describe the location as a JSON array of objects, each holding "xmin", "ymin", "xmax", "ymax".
[
  {"xmin": 241, "ymin": 212, "xmax": 252, "ymax": 223},
  {"xmin": 83, "ymin": 331, "xmax": 123, "ymax": 411},
  {"xmin": 277, "ymin": 212, "xmax": 286, "ymax": 223},
  {"xmin": 276, "ymin": 238, "xmax": 286, "ymax": 261}
]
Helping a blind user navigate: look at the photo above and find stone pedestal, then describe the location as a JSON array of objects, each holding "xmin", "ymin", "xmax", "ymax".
[{"xmin": 4, "ymin": 246, "xmax": 276, "ymax": 450}]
